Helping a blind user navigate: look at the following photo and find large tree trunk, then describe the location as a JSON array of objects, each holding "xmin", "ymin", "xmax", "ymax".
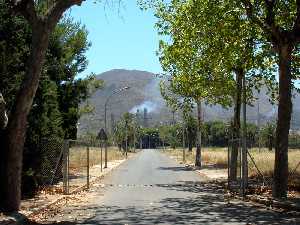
[
  {"xmin": 229, "ymin": 68, "xmax": 243, "ymax": 181},
  {"xmin": 0, "ymin": 23, "xmax": 50, "ymax": 211},
  {"xmin": 273, "ymin": 44, "xmax": 292, "ymax": 198},
  {"xmin": 195, "ymin": 100, "xmax": 202, "ymax": 167},
  {"xmin": 0, "ymin": 93, "xmax": 8, "ymax": 129},
  {"xmin": 182, "ymin": 122, "xmax": 186, "ymax": 163}
]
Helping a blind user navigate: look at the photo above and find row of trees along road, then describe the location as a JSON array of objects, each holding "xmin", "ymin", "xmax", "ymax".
[
  {"xmin": 112, "ymin": 111, "xmax": 278, "ymax": 152},
  {"xmin": 0, "ymin": 0, "xmax": 105, "ymax": 212},
  {"xmin": 141, "ymin": 0, "xmax": 300, "ymax": 198}
]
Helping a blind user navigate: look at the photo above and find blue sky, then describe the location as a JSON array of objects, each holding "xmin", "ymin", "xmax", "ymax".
[{"xmin": 68, "ymin": 1, "xmax": 162, "ymax": 78}]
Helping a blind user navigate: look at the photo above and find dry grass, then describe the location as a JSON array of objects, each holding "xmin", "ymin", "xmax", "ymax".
[
  {"xmin": 164, "ymin": 147, "xmax": 228, "ymax": 168},
  {"xmin": 162, "ymin": 147, "xmax": 300, "ymax": 188},
  {"xmin": 69, "ymin": 146, "xmax": 125, "ymax": 169}
]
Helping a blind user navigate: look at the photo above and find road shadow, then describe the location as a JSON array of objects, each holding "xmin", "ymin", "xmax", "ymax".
[
  {"xmin": 32, "ymin": 181, "xmax": 300, "ymax": 225},
  {"xmin": 29, "ymin": 221, "xmax": 76, "ymax": 225},
  {"xmin": 200, "ymin": 163, "xmax": 228, "ymax": 169},
  {"xmin": 157, "ymin": 166, "xmax": 195, "ymax": 172}
]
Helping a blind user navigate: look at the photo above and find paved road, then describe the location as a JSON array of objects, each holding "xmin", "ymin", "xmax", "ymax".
[{"xmin": 51, "ymin": 150, "xmax": 299, "ymax": 225}]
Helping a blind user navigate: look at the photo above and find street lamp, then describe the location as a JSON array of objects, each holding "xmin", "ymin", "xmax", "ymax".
[{"xmin": 104, "ymin": 86, "xmax": 130, "ymax": 167}]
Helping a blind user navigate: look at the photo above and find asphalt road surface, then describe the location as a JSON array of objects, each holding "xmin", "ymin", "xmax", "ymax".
[{"xmin": 51, "ymin": 149, "xmax": 299, "ymax": 225}]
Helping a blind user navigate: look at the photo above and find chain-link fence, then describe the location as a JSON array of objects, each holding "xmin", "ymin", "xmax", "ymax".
[
  {"xmin": 35, "ymin": 138, "xmax": 128, "ymax": 195},
  {"xmin": 65, "ymin": 139, "xmax": 127, "ymax": 194},
  {"xmin": 38, "ymin": 137, "xmax": 65, "ymax": 193}
]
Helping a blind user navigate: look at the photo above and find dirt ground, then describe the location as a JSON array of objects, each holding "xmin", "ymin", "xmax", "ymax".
[{"xmin": 20, "ymin": 158, "xmax": 127, "ymax": 219}]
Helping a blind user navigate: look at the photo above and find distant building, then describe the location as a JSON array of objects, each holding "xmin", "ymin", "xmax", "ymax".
[{"xmin": 144, "ymin": 108, "xmax": 148, "ymax": 128}]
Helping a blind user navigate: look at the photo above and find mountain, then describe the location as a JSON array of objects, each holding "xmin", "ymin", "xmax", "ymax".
[
  {"xmin": 78, "ymin": 69, "xmax": 176, "ymax": 135},
  {"xmin": 77, "ymin": 69, "xmax": 300, "ymax": 136}
]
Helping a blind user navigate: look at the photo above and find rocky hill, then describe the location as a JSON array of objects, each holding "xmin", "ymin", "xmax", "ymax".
[{"xmin": 77, "ymin": 69, "xmax": 300, "ymax": 136}]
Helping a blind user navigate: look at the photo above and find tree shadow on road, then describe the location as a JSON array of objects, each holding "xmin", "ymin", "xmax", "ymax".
[
  {"xmin": 30, "ymin": 181, "xmax": 299, "ymax": 225},
  {"xmin": 29, "ymin": 221, "xmax": 76, "ymax": 225},
  {"xmin": 157, "ymin": 166, "xmax": 195, "ymax": 172}
]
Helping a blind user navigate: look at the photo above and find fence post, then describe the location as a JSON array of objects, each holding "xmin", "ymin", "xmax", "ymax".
[
  {"xmin": 63, "ymin": 140, "xmax": 69, "ymax": 195},
  {"xmin": 100, "ymin": 141, "xmax": 103, "ymax": 172},
  {"xmin": 87, "ymin": 144, "xmax": 90, "ymax": 189},
  {"xmin": 104, "ymin": 141, "xmax": 108, "ymax": 168}
]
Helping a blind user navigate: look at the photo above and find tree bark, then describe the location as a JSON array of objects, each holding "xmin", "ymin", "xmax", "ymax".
[
  {"xmin": 229, "ymin": 68, "xmax": 243, "ymax": 181},
  {"xmin": 273, "ymin": 44, "xmax": 292, "ymax": 198},
  {"xmin": 188, "ymin": 126, "xmax": 193, "ymax": 152},
  {"xmin": 182, "ymin": 123, "xmax": 186, "ymax": 163},
  {"xmin": 195, "ymin": 100, "xmax": 202, "ymax": 167},
  {"xmin": 0, "ymin": 22, "xmax": 50, "ymax": 211},
  {"xmin": 0, "ymin": 93, "xmax": 8, "ymax": 129}
]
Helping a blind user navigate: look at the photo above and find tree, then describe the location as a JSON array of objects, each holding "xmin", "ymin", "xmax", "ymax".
[
  {"xmin": 0, "ymin": 0, "xmax": 113, "ymax": 211},
  {"xmin": 0, "ymin": 93, "xmax": 8, "ymax": 129},
  {"xmin": 261, "ymin": 122, "xmax": 276, "ymax": 151},
  {"xmin": 185, "ymin": 114, "xmax": 197, "ymax": 151},
  {"xmin": 240, "ymin": 0, "xmax": 300, "ymax": 198},
  {"xmin": 153, "ymin": 0, "xmax": 233, "ymax": 167},
  {"xmin": 0, "ymin": 0, "xmax": 103, "ymax": 199},
  {"xmin": 157, "ymin": 124, "xmax": 180, "ymax": 149},
  {"xmin": 206, "ymin": 121, "xmax": 229, "ymax": 147},
  {"xmin": 158, "ymin": 124, "xmax": 168, "ymax": 149},
  {"xmin": 149, "ymin": 0, "xmax": 277, "ymax": 180},
  {"xmin": 22, "ymin": 76, "xmax": 64, "ymax": 196},
  {"xmin": 114, "ymin": 112, "xmax": 140, "ymax": 152}
]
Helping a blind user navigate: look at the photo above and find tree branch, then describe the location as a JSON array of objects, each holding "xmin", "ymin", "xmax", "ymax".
[
  {"xmin": 264, "ymin": 0, "xmax": 275, "ymax": 28},
  {"xmin": 241, "ymin": 0, "xmax": 281, "ymax": 43},
  {"xmin": 241, "ymin": 0, "xmax": 268, "ymax": 31},
  {"xmin": 292, "ymin": 0, "xmax": 300, "ymax": 43},
  {"xmin": 6, "ymin": 0, "xmax": 37, "ymax": 25},
  {"xmin": 46, "ymin": 0, "xmax": 85, "ymax": 30}
]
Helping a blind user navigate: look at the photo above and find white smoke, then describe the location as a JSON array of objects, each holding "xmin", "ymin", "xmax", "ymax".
[
  {"xmin": 129, "ymin": 76, "xmax": 164, "ymax": 114},
  {"xmin": 130, "ymin": 101, "xmax": 158, "ymax": 113}
]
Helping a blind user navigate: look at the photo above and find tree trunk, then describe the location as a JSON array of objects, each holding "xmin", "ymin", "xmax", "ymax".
[
  {"xmin": 182, "ymin": 123, "xmax": 186, "ymax": 163},
  {"xmin": 0, "ymin": 23, "xmax": 50, "ymax": 211},
  {"xmin": 273, "ymin": 44, "xmax": 292, "ymax": 198},
  {"xmin": 0, "ymin": 93, "xmax": 8, "ymax": 129},
  {"xmin": 188, "ymin": 142, "xmax": 193, "ymax": 152},
  {"xmin": 229, "ymin": 68, "xmax": 243, "ymax": 181},
  {"xmin": 195, "ymin": 100, "xmax": 202, "ymax": 167},
  {"xmin": 188, "ymin": 126, "xmax": 193, "ymax": 152}
]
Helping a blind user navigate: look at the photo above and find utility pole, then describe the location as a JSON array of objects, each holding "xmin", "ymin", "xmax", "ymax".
[{"xmin": 110, "ymin": 113, "xmax": 115, "ymax": 135}]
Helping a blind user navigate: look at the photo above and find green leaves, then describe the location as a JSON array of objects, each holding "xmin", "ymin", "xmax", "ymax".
[
  {"xmin": 151, "ymin": 0, "xmax": 239, "ymax": 107},
  {"xmin": 143, "ymin": 0, "xmax": 281, "ymax": 111}
]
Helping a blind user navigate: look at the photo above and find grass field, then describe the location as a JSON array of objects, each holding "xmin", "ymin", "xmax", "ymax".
[
  {"xmin": 69, "ymin": 146, "xmax": 127, "ymax": 169},
  {"xmin": 163, "ymin": 147, "xmax": 300, "ymax": 188}
]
